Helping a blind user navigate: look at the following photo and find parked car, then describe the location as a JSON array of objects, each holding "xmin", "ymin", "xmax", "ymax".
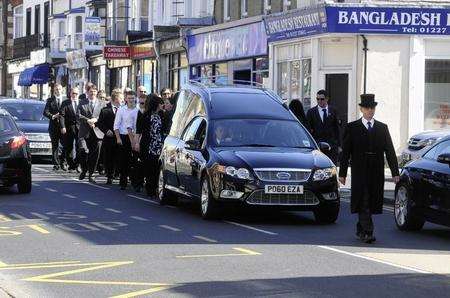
[
  {"xmin": 0, "ymin": 108, "xmax": 32, "ymax": 193},
  {"xmin": 158, "ymin": 83, "xmax": 340, "ymax": 222},
  {"xmin": 0, "ymin": 99, "xmax": 51, "ymax": 158},
  {"xmin": 394, "ymin": 135, "xmax": 450, "ymax": 230},
  {"xmin": 400, "ymin": 129, "xmax": 450, "ymax": 166}
]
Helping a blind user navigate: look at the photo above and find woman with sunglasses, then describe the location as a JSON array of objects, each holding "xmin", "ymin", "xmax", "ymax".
[{"xmin": 135, "ymin": 94, "xmax": 165, "ymax": 197}]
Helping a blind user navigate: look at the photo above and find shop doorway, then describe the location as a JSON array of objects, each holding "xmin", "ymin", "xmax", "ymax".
[
  {"xmin": 326, "ymin": 73, "xmax": 349, "ymax": 126},
  {"xmin": 234, "ymin": 69, "xmax": 251, "ymax": 84}
]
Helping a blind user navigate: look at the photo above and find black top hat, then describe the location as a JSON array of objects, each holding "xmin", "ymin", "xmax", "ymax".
[{"xmin": 359, "ymin": 94, "xmax": 378, "ymax": 108}]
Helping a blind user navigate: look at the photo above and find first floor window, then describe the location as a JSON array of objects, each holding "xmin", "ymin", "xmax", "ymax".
[
  {"xmin": 424, "ymin": 59, "xmax": 450, "ymax": 130},
  {"xmin": 13, "ymin": 5, "xmax": 23, "ymax": 38}
]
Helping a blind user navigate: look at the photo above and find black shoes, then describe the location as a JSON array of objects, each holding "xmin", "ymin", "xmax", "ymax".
[
  {"xmin": 88, "ymin": 176, "xmax": 96, "ymax": 184},
  {"xmin": 362, "ymin": 233, "xmax": 376, "ymax": 244},
  {"xmin": 106, "ymin": 178, "xmax": 113, "ymax": 185},
  {"xmin": 53, "ymin": 165, "xmax": 60, "ymax": 171},
  {"xmin": 79, "ymin": 171, "xmax": 86, "ymax": 180},
  {"xmin": 60, "ymin": 164, "xmax": 67, "ymax": 171}
]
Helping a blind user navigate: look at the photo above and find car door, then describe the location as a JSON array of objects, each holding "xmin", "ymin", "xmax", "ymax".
[
  {"xmin": 429, "ymin": 140, "xmax": 450, "ymax": 216},
  {"xmin": 177, "ymin": 117, "xmax": 207, "ymax": 197},
  {"xmin": 419, "ymin": 140, "xmax": 450, "ymax": 219}
]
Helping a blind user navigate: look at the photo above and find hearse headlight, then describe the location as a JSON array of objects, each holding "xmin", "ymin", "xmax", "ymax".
[
  {"xmin": 313, "ymin": 167, "xmax": 337, "ymax": 181},
  {"xmin": 218, "ymin": 165, "xmax": 251, "ymax": 180}
]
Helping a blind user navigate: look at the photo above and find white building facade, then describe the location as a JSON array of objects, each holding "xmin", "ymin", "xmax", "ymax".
[{"xmin": 265, "ymin": 2, "xmax": 450, "ymax": 152}]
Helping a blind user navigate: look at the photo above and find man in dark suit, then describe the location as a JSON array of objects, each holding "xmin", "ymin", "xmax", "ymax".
[
  {"xmin": 306, "ymin": 90, "xmax": 341, "ymax": 164},
  {"xmin": 97, "ymin": 89, "xmax": 123, "ymax": 184},
  {"xmin": 77, "ymin": 85, "xmax": 106, "ymax": 183},
  {"xmin": 78, "ymin": 82, "xmax": 93, "ymax": 101},
  {"xmin": 43, "ymin": 83, "xmax": 66, "ymax": 171},
  {"xmin": 339, "ymin": 94, "xmax": 400, "ymax": 244},
  {"xmin": 60, "ymin": 87, "xmax": 80, "ymax": 172}
]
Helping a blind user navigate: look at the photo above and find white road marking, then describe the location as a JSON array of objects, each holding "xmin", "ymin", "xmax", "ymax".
[
  {"xmin": 159, "ymin": 225, "xmax": 181, "ymax": 232},
  {"xmin": 165, "ymin": 205, "xmax": 176, "ymax": 209},
  {"xmin": 30, "ymin": 213, "xmax": 49, "ymax": 220},
  {"xmin": 9, "ymin": 213, "xmax": 27, "ymax": 220},
  {"xmin": 33, "ymin": 167, "xmax": 50, "ymax": 173},
  {"xmin": 105, "ymin": 208, "xmax": 122, "ymax": 214},
  {"xmin": 45, "ymin": 187, "xmax": 57, "ymax": 193},
  {"xmin": 223, "ymin": 221, "xmax": 278, "ymax": 236},
  {"xmin": 127, "ymin": 194, "xmax": 159, "ymax": 205},
  {"xmin": 63, "ymin": 194, "xmax": 77, "ymax": 199},
  {"xmin": 32, "ymin": 183, "xmax": 40, "ymax": 187},
  {"xmin": 82, "ymin": 201, "xmax": 99, "ymax": 206},
  {"xmin": 193, "ymin": 235, "xmax": 218, "ymax": 243},
  {"xmin": 69, "ymin": 177, "xmax": 109, "ymax": 190},
  {"xmin": 130, "ymin": 216, "xmax": 149, "ymax": 221},
  {"xmin": 318, "ymin": 245, "xmax": 431, "ymax": 274}
]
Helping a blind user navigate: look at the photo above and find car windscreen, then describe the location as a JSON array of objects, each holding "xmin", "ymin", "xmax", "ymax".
[
  {"xmin": 0, "ymin": 116, "xmax": 18, "ymax": 134},
  {"xmin": 0, "ymin": 103, "xmax": 46, "ymax": 121},
  {"xmin": 211, "ymin": 119, "xmax": 315, "ymax": 149}
]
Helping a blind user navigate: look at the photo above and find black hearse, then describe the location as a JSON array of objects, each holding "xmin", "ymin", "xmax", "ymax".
[{"xmin": 158, "ymin": 83, "xmax": 339, "ymax": 222}]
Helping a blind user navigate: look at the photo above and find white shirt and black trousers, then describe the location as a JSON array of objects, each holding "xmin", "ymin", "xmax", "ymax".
[
  {"xmin": 114, "ymin": 106, "xmax": 138, "ymax": 188},
  {"xmin": 339, "ymin": 118, "xmax": 399, "ymax": 239},
  {"xmin": 43, "ymin": 96, "xmax": 65, "ymax": 169}
]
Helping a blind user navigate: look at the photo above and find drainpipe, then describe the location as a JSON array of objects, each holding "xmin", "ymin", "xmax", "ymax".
[
  {"xmin": 361, "ymin": 35, "xmax": 368, "ymax": 94},
  {"xmin": 2, "ymin": 0, "xmax": 8, "ymax": 96}
]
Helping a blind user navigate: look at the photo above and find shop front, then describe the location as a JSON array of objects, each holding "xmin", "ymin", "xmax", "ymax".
[
  {"xmin": 264, "ymin": 4, "xmax": 450, "ymax": 150},
  {"xmin": 159, "ymin": 38, "xmax": 188, "ymax": 92},
  {"xmin": 130, "ymin": 42, "xmax": 157, "ymax": 93},
  {"xmin": 88, "ymin": 54, "xmax": 108, "ymax": 92},
  {"xmin": 66, "ymin": 49, "xmax": 89, "ymax": 94},
  {"xmin": 8, "ymin": 58, "xmax": 33, "ymax": 98},
  {"xmin": 187, "ymin": 17, "xmax": 269, "ymax": 86},
  {"xmin": 103, "ymin": 45, "xmax": 132, "ymax": 92}
]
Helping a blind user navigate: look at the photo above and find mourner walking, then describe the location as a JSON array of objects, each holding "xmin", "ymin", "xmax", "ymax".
[
  {"xmin": 60, "ymin": 87, "xmax": 80, "ymax": 172},
  {"xmin": 43, "ymin": 83, "xmax": 66, "ymax": 171},
  {"xmin": 339, "ymin": 94, "xmax": 400, "ymax": 244},
  {"xmin": 306, "ymin": 90, "xmax": 341, "ymax": 164},
  {"xmin": 77, "ymin": 85, "xmax": 106, "ymax": 183},
  {"xmin": 97, "ymin": 88, "xmax": 123, "ymax": 185}
]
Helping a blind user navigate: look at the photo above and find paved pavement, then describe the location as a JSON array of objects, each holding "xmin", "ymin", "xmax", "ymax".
[{"xmin": 0, "ymin": 165, "xmax": 449, "ymax": 297}]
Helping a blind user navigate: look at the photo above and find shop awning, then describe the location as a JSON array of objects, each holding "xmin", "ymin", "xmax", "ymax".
[{"xmin": 18, "ymin": 64, "xmax": 50, "ymax": 86}]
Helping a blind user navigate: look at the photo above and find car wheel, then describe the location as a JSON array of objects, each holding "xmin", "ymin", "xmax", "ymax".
[
  {"xmin": 157, "ymin": 168, "xmax": 174, "ymax": 205},
  {"xmin": 394, "ymin": 184, "xmax": 425, "ymax": 231},
  {"xmin": 314, "ymin": 202, "xmax": 339, "ymax": 224},
  {"xmin": 17, "ymin": 168, "xmax": 32, "ymax": 194},
  {"xmin": 200, "ymin": 177, "xmax": 220, "ymax": 220}
]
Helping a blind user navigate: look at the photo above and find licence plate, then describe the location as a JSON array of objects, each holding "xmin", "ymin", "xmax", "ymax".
[
  {"xmin": 30, "ymin": 142, "xmax": 52, "ymax": 149},
  {"xmin": 265, "ymin": 185, "xmax": 304, "ymax": 194}
]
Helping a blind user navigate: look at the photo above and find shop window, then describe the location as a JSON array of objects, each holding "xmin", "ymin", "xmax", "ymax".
[
  {"xmin": 13, "ymin": 6, "xmax": 23, "ymax": 38},
  {"xmin": 424, "ymin": 59, "xmax": 450, "ymax": 130},
  {"xmin": 215, "ymin": 63, "xmax": 228, "ymax": 84},
  {"xmin": 277, "ymin": 58, "xmax": 311, "ymax": 109},
  {"xmin": 253, "ymin": 57, "xmax": 269, "ymax": 87}
]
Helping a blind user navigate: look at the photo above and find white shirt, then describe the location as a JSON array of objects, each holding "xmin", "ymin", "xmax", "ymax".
[
  {"xmin": 362, "ymin": 117, "xmax": 375, "ymax": 130},
  {"xmin": 56, "ymin": 96, "xmax": 63, "ymax": 107},
  {"xmin": 71, "ymin": 99, "xmax": 79, "ymax": 112},
  {"xmin": 114, "ymin": 106, "xmax": 138, "ymax": 135},
  {"xmin": 318, "ymin": 105, "xmax": 329, "ymax": 122}
]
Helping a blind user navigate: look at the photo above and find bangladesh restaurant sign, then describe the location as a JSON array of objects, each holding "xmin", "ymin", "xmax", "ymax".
[{"xmin": 264, "ymin": 5, "xmax": 450, "ymax": 42}]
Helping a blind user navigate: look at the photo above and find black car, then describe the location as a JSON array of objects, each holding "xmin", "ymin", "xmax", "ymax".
[
  {"xmin": 0, "ymin": 108, "xmax": 32, "ymax": 193},
  {"xmin": 0, "ymin": 99, "xmax": 51, "ymax": 158},
  {"xmin": 394, "ymin": 136, "xmax": 450, "ymax": 230},
  {"xmin": 158, "ymin": 83, "xmax": 340, "ymax": 222}
]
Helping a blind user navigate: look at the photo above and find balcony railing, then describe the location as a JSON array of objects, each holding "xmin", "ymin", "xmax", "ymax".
[{"xmin": 12, "ymin": 34, "xmax": 42, "ymax": 59}]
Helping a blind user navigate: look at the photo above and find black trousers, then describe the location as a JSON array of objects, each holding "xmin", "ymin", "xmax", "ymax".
[
  {"xmin": 118, "ymin": 135, "xmax": 132, "ymax": 187},
  {"xmin": 143, "ymin": 153, "xmax": 159, "ymax": 196},
  {"xmin": 357, "ymin": 188, "xmax": 374, "ymax": 234},
  {"xmin": 103, "ymin": 137, "xmax": 118, "ymax": 179},
  {"xmin": 79, "ymin": 135, "xmax": 101, "ymax": 176},
  {"xmin": 130, "ymin": 151, "xmax": 144, "ymax": 188},
  {"xmin": 50, "ymin": 131, "xmax": 64, "ymax": 167},
  {"xmin": 63, "ymin": 127, "xmax": 79, "ymax": 169}
]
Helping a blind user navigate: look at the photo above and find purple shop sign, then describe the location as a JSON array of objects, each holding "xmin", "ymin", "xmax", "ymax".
[{"xmin": 187, "ymin": 22, "xmax": 267, "ymax": 65}]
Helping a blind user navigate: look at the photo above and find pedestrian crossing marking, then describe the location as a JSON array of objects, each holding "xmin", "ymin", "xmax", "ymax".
[
  {"xmin": 24, "ymin": 224, "xmax": 51, "ymax": 234},
  {"xmin": 0, "ymin": 215, "xmax": 12, "ymax": 222},
  {"xmin": 159, "ymin": 225, "xmax": 181, "ymax": 232},
  {"xmin": 0, "ymin": 260, "xmax": 172, "ymax": 297}
]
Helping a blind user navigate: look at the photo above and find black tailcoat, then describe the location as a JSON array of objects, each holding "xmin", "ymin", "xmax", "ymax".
[{"xmin": 339, "ymin": 119, "xmax": 399, "ymax": 214}]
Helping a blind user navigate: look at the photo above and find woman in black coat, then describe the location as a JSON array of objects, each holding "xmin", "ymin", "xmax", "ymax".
[
  {"xmin": 135, "ymin": 94, "xmax": 165, "ymax": 197},
  {"xmin": 289, "ymin": 100, "xmax": 309, "ymax": 129}
]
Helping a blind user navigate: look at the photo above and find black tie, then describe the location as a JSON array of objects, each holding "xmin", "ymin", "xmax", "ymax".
[
  {"xmin": 368, "ymin": 122, "xmax": 373, "ymax": 132},
  {"xmin": 322, "ymin": 108, "xmax": 327, "ymax": 121},
  {"xmin": 90, "ymin": 101, "xmax": 94, "ymax": 112}
]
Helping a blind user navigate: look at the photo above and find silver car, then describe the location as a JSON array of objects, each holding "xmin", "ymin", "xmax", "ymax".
[
  {"xmin": 400, "ymin": 129, "xmax": 450, "ymax": 166},
  {"xmin": 0, "ymin": 99, "xmax": 52, "ymax": 158}
]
